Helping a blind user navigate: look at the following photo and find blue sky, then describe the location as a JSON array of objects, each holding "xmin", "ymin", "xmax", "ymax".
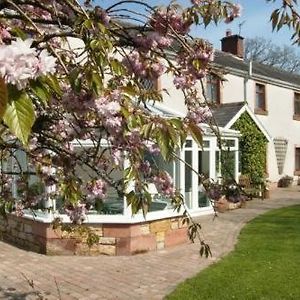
[{"xmin": 96, "ymin": 0, "xmax": 299, "ymax": 53}]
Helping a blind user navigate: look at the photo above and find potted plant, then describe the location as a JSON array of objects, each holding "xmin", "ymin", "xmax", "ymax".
[{"xmin": 277, "ymin": 175, "xmax": 293, "ymax": 188}]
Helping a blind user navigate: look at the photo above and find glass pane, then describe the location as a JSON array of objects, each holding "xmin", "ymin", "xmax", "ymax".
[
  {"xmin": 140, "ymin": 78, "xmax": 155, "ymax": 90},
  {"xmin": 185, "ymin": 140, "xmax": 192, "ymax": 148},
  {"xmin": 222, "ymin": 139, "xmax": 235, "ymax": 148},
  {"xmin": 198, "ymin": 151, "xmax": 210, "ymax": 177},
  {"xmin": 222, "ymin": 150, "xmax": 236, "ymax": 182},
  {"xmin": 216, "ymin": 151, "xmax": 221, "ymax": 175},
  {"xmin": 145, "ymin": 153, "xmax": 174, "ymax": 212},
  {"xmin": 296, "ymin": 148, "xmax": 300, "ymax": 170},
  {"xmin": 255, "ymin": 84, "xmax": 265, "ymax": 109},
  {"xmin": 72, "ymin": 147, "xmax": 124, "ymax": 215},
  {"xmin": 206, "ymin": 75, "xmax": 219, "ymax": 103},
  {"xmin": 198, "ymin": 150, "xmax": 210, "ymax": 208},
  {"xmin": 184, "ymin": 151, "xmax": 192, "ymax": 209},
  {"xmin": 295, "ymin": 99, "xmax": 300, "ymax": 115},
  {"xmin": 202, "ymin": 140, "xmax": 210, "ymax": 148}
]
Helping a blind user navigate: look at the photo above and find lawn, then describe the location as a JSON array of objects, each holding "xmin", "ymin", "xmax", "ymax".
[{"xmin": 166, "ymin": 205, "xmax": 300, "ymax": 300}]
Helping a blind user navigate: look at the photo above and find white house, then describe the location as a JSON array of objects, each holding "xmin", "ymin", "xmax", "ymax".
[{"xmin": 204, "ymin": 31, "xmax": 300, "ymax": 184}]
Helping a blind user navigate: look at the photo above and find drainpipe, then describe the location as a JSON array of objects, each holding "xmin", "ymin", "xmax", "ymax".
[{"xmin": 243, "ymin": 59, "xmax": 252, "ymax": 103}]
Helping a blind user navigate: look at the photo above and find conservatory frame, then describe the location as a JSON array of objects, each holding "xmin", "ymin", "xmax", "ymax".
[{"xmin": 21, "ymin": 126, "xmax": 240, "ymax": 224}]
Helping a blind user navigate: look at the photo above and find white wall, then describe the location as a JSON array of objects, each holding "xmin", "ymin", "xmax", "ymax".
[
  {"xmin": 222, "ymin": 74, "xmax": 244, "ymax": 103},
  {"xmin": 160, "ymin": 73, "xmax": 188, "ymax": 114},
  {"xmin": 222, "ymin": 73, "xmax": 300, "ymax": 182}
]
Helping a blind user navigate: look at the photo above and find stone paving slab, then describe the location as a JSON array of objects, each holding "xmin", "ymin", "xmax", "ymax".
[{"xmin": 0, "ymin": 187, "xmax": 300, "ymax": 300}]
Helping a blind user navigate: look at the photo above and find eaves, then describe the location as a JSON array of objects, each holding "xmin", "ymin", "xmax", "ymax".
[{"xmin": 213, "ymin": 63, "xmax": 300, "ymax": 92}]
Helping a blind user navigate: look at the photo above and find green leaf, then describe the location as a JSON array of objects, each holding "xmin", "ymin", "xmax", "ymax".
[
  {"xmin": 126, "ymin": 191, "xmax": 139, "ymax": 214},
  {"xmin": 110, "ymin": 59, "xmax": 125, "ymax": 76},
  {"xmin": 188, "ymin": 122, "xmax": 203, "ymax": 147},
  {"xmin": 69, "ymin": 68, "xmax": 82, "ymax": 93},
  {"xmin": 0, "ymin": 78, "xmax": 8, "ymax": 119},
  {"xmin": 44, "ymin": 75, "xmax": 62, "ymax": 96},
  {"xmin": 157, "ymin": 128, "xmax": 171, "ymax": 160},
  {"xmin": 3, "ymin": 92, "xmax": 35, "ymax": 145},
  {"xmin": 10, "ymin": 27, "xmax": 27, "ymax": 39},
  {"xmin": 30, "ymin": 79, "xmax": 51, "ymax": 106}
]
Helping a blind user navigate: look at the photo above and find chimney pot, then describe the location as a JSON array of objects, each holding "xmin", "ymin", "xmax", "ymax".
[{"xmin": 226, "ymin": 29, "xmax": 232, "ymax": 37}]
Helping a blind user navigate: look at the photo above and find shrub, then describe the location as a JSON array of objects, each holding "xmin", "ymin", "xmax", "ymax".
[{"xmin": 277, "ymin": 175, "xmax": 293, "ymax": 188}]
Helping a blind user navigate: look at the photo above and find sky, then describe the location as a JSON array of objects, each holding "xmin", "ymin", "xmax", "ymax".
[
  {"xmin": 96, "ymin": 0, "xmax": 300, "ymax": 54},
  {"xmin": 190, "ymin": 0, "xmax": 300, "ymax": 53}
]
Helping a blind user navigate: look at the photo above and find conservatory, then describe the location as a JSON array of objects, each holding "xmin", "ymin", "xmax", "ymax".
[{"xmin": 0, "ymin": 123, "xmax": 240, "ymax": 256}]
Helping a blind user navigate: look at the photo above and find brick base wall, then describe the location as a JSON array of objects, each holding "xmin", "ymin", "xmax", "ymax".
[{"xmin": 0, "ymin": 215, "xmax": 188, "ymax": 256}]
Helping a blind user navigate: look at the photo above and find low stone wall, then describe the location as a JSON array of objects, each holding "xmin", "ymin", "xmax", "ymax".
[{"xmin": 0, "ymin": 214, "xmax": 188, "ymax": 256}]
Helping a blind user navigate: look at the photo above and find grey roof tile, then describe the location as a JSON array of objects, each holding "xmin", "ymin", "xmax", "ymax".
[
  {"xmin": 213, "ymin": 51, "xmax": 300, "ymax": 87},
  {"xmin": 212, "ymin": 102, "xmax": 245, "ymax": 127}
]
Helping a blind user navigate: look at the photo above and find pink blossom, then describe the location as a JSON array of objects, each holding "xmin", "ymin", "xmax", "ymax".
[
  {"xmin": 176, "ymin": 39, "xmax": 213, "ymax": 82},
  {"xmin": 225, "ymin": 4, "xmax": 242, "ymax": 23},
  {"xmin": 95, "ymin": 7, "xmax": 110, "ymax": 26},
  {"xmin": 86, "ymin": 179, "xmax": 107, "ymax": 199},
  {"xmin": 23, "ymin": 4, "xmax": 52, "ymax": 20},
  {"xmin": 173, "ymin": 75, "xmax": 196, "ymax": 89},
  {"xmin": 65, "ymin": 203, "xmax": 87, "ymax": 224},
  {"xmin": 40, "ymin": 165, "xmax": 53, "ymax": 176},
  {"xmin": 135, "ymin": 32, "xmax": 173, "ymax": 51},
  {"xmin": 151, "ymin": 62, "xmax": 165, "ymax": 78},
  {"xmin": 150, "ymin": 8, "xmax": 191, "ymax": 35},
  {"xmin": 0, "ymin": 38, "xmax": 56, "ymax": 89},
  {"xmin": 145, "ymin": 141, "xmax": 160, "ymax": 155},
  {"xmin": 111, "ymin": 148, "xmax": 123, "ymax": 166},
  {"xmin": 232, "ymin": 4, "xmax": 242, "ymax": 17},
  {"xmin": 62, "ymin": 90, "xmax": 93, "ymax": 114},
  {"xmin": 187, "ymin": 105, "xmax": 212, "ymax": 124},
  {"xmin": 37, "ymin": 49, "xmax": 56, "ymax": 76},
  {"xmin": 50, "ymin": 119, "xmax": 74, "ymax": 140},
  {"xmin": 191, "ymin": 0, "xmax": 202, "ymax": 5},
  {"xmin": 104, "ymin": 116, "xmax": 123, "ymax": 134},
  {"xmin": 125, "ymin": 129, "xmax": 142, "ymax": 147},
  {"xmin": 95, "ymin": 99, "xmax": 121, "ymax": 116},
  {"xmin": 153, "ymin": 171, "xmax": 175, "ymax": 197},
  {"xmin": 0, "ymin": 25, "xmax": 11, "ymax": 42},
  {"xmin": 28, "ymin": 137, "xmax": 38, "ymax": 151},
  {"xmin": 140, "ymin": 161, "xmax": 152, "ymax": 178},
  {"xmin": 123, "ymin": 51, "xmax": 147, "ymax": 77},
  {"xmin": 15, "ymin": 202, "xmax": 25, "ymax": 217}
]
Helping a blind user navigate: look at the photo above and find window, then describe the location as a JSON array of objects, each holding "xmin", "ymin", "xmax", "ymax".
[
  {"xmin": 295, "ymin": 148, "xmax": 300, "ymax": 174},
  {"xmin": 206, "ymin": 74, "xmax": 220, "ymax": 104},
  {"xmin": 255, "ymin": 83, "xmax": 267, "ymax": 113},
  {"xmin": 294, "ymin": 92, "xmax": 300, "ymax": 119},
  {"xmin": 140, "ymin": 77, "xmax": 160, "ymax": 91}
]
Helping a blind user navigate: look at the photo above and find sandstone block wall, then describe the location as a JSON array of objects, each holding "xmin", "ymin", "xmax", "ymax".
[{"xmin": 0, "ymin": 215, "xmax": 188, "ymax": 256}]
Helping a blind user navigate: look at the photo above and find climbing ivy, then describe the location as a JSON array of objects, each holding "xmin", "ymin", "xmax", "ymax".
[{"xmin": 232, "ymin": 112, "xmax": 267, "ymax": 184}]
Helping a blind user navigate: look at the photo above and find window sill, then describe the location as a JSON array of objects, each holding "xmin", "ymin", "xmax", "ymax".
[
  {"xmin": 293, "ymin": 115, "xmax": 300, "ymax": 121},
  {"xmin": 255, "ymin": 109, "xmax": 268, "ymax": 116}
]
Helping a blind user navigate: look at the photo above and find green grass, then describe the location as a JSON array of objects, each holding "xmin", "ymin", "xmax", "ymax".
[{"xmin": 166, "ymin": 205, "xmax": 300, "ymax": 300}]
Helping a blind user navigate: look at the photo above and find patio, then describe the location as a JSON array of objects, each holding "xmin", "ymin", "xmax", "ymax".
[{"xmin": 1, "ymin": 186, "xmax": 299, "ymax": 300}]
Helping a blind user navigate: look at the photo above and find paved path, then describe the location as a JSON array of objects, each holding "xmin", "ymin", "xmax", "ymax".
[{"xmin": 1, "ymin": 187, "xmax": 300, "ymax": 300}]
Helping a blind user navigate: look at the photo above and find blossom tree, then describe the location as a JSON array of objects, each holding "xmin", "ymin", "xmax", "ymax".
[{"xmin": 0, "ymin": 0, "xmax": 298, "ymax": 252}]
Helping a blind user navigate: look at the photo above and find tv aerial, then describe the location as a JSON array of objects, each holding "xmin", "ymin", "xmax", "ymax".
[{"xmin": 238, "ymin": 21, "xmax": 246, "ymax": 36}]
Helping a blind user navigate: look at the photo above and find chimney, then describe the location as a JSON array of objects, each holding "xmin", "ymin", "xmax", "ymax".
[{"xmin": 221, "ymin": 30, "xmax": 244, "ymax": 58}]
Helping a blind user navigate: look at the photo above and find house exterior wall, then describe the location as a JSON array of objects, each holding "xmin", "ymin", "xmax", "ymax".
[
  {"xmin": 160, "ymin": 72, "xmax": 188, "ymax": 113},
  {"xmin": 221, "ymin": 71, "xmax": 300, "ymax": 182},
  {"xmin": 222, "ymin": 74, "xmax": 245, "ymax": 103}
]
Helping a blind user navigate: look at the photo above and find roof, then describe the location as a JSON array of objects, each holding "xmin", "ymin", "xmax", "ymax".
[
  {"xmin": 213, "ymin": 102, "xmax": 272, "ymax": 142},
  {"xmin": 149, "ymin": 103, "xmax": 240, "ymax": 137},
  {"xmin": 213, "ymin": 102, "xmax": 245, "ymax": 127},
  {"xmin": 213, "ymin": 51, "xmax": 300, "ymax": 89}
]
